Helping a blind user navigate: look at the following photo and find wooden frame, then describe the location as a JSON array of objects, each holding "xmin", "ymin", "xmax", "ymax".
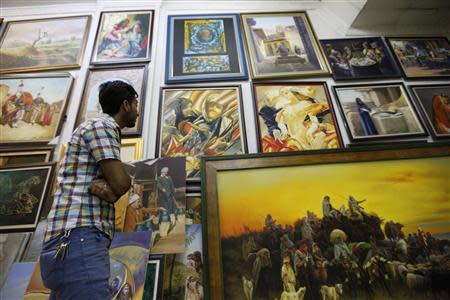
[
  {"xmin": 156, "ymin": 85, "xmax": 248, "ymax": 180},
  {"xmin": 0, "ymin": 16, "xmax": 91, "ymax": 73},
  {"xmin": 332, "ymin": 82, "xmax": 427, "ymax": 143},
  {"xmin": 165, "ymin": 14, "xmax": 248, "ymax": 83},
  {"xmin": 74, "ymin": 64, "xmax": 147, "ymax": 137},
  {"xmin": 408, "ymin": 84, "xmax": 450, "ymax": 140},
  {"xmin": 253, "ymin": 81, "xmax": 343, "ymax": 152},
  {"xmin": 320, "ymin": 37, "xmax": 401, "ymax": 81},
  {"xmin": 240, "ymin": 11, "xmax": 330, "ymax": 79},
  {"xmin": 386, "ymin": 36, "xmax": 450, "ymax": 79},
  {"xmin": 0, "ymin": 146, "xmax": 53, "ymax": 166},
  {"xmin": 0, "ymin": 162, "xmax": 56, "ymax": 232},
  {"xmin": 91, "ymin": 10, "xmax": 154, "ymax": 65},
  {"xmin": 0, "ymin": 73, "xmax": 74, "ymax": 146},
  {"xmin": 201, "ymin": 144, "xmax": 450, "ymax": 300},
  {"xmin": 120, "ymin": 137, "xmax": 144, "ymax": 161}
]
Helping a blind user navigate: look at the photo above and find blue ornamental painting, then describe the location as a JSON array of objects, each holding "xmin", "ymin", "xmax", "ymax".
[{"xmin": 184, "ymin": 20, "xmax": 226, "ymax": 54}]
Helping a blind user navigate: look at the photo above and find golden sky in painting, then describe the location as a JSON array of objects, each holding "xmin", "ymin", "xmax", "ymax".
[{"xmin": 217, "ymin": 156, "xmax": 449, "ymax": 238}]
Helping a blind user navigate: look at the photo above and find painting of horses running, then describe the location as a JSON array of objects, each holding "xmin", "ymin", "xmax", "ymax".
[
  {"xmin": 0, "ymin": 163, "xmax": 55, "ymax": 232},
  {"xmin": 203, "ymin": 145, "xmax": 450, "ymax": 300}
]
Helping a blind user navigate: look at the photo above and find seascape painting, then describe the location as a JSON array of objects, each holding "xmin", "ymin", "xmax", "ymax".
[
  {"xmin": 215, "ymin": 155, "xmax": 450, "ymax": 300},
  {"xmin": 0, "ymin": 16, "xmax": 90, "ymax": 73}
]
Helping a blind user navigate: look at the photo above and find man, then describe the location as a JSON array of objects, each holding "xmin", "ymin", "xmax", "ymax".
[
  {"xmin": 157, "ymin": 167, "xmax": 177, "ymax": 225},
  {"xmin": 40, "ymin": 80, "xmax": 139, "ymax": 299}
]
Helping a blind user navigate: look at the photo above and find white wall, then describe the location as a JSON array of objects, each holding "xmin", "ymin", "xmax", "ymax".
[{"xmin": 1, "ymin": 0, "xmax": 448, "ymax": 161}]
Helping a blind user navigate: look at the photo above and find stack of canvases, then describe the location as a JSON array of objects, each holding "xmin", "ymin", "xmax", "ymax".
[{"xmin": 0, "ymin": 7, "xmax": 450, "ymax": 300}]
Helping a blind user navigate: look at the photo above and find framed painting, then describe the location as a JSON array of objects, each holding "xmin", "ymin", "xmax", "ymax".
[
  {"xmin": 0, "ymin": 233, "xmax": 31, "ymax": 288},
  {"xmin": 409, "ymin": 84, "xmax": 450, "ymax": 140},
  {"xmin": 157, "ymin": 86, "xmax": 247, "ymax": 179},
  {"xmin": 75, "ymin": 65, "xmax": 147, "ymax": 136},
  {"xmin": 202, "ymin": 144, "xmax": 450, "ymax": 300},
  {"xmin": 0, "ymin": 163, "xmax": 55, "ymax": 232},
  {"xmin": 240, "ymin": 11, "xmax": 329, "ymax": 79},
  {"xmin": 0, "ymin": 146, "xmax": 53, "ymax": 166},
  {"xmin": 320, "ymin": 37, "xmax": 401, "ymax": 80},
  {"xmin": 253, "ymin": 82, "xmax": 342, "ymax": 152},
  {"xmin": 0, "ymin": 16, "xmax": 91, "ymax": 73},
  {"xmin": 91, "ymin": 10, "xmax": 154, "ymax": 64},
  {"xmin": 165, "ymin": 14, "xmax": 248, "ymax": 83},
  {"xmin": 0, "ymin": 73, "xmax": 74, "ymax": 145},
  {"xmin": 186, "ymin": 193, "xmax": 202, "ymax": 225},
  {"xmin": 333, "ymin": 83, "xmax": 427, "ymax": 142},
  {"xmin": 386, "ymin": 37, "xmax": 450, "ymax": 79},
  {"xmin": 143, "ymin": 255, "xmax": 164, "ymax": 300}
]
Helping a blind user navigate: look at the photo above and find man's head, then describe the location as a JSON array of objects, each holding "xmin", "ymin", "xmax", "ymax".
[
  {"xmin": 161, "ymin": 167, "xmax": 169, "ymax": 176},
  {"xmin": 99, "ymin": 80, "xmax": 139, "ymax": 128}
]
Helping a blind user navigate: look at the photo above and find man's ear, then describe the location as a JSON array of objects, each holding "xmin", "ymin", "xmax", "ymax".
[{"xmin": 122, "ymin": 99, "xmax": 131, "ymax": 112}]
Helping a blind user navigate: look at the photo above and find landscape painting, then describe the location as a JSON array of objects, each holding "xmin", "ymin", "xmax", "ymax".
[{"xmin": 0, "ymin": 16, "xmax": 90, "ymax": 73}]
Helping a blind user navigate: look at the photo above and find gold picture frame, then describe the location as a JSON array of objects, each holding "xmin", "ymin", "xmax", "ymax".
[{"xmin": 0, "ymin": 146, "xmax": 53, "ymax": 167}]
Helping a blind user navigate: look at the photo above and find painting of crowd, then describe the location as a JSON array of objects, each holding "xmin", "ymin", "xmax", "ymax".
[{"xmin": 221, "ymin": 195, "xmax": 450, "ymax": 300}]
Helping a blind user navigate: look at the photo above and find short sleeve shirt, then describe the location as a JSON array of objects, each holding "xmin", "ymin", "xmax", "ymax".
[{"xmin": 44, "ymin": 114, "xmax": 121, "ymax": 242}]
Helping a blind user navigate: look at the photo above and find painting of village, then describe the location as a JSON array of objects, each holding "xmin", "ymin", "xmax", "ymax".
[
  {"xmin": 0, "ymin": 17, "xmax": 89, "ymax": 72},
  {"xmin": 0, "ymin": 76, "xmax": 72, "ymax": 144},
  {"xmin": 217, "ymin": 156, "xmax": 450, "ymax": 300}
]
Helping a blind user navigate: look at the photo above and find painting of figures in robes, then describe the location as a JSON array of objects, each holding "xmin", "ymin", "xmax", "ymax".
[
  {"xmin": 0, "ymin": 16, "xmax": 90, "ymax": 73},
  {"xmin": 409, "ymin": 84, "xmax": 450, "ymax": 139},
  {"xmin": 333, "ymin": 83, "xmax": 426, "ymax": 142},
  {"xmin": 203, "ymin": 146, "xmax": 450, "ymax": 300},
  {"xmin": 75, "ymin": 65, "xmax": 147, "ymax": 136},
  {"xmin": 253, "ymin": 82, "xmax": 342, "ymax": 152},
  {"xmin": 92, "ymin": 10, "xmax": 153, "ymax": 64},
  {"xmin": 166, "ymin": 14, "xmax": 248, "ymax": 83},
  {"xmin": 240, "ymin": 11, "xmax": 329, "ymax": 79},
  {"xmin": 158, "ymin": 86, "xmax": 246, "ymax": 178},
  {"xmin": 387, "ymin": 37, "xmax": 450, "ymax": 78},
  {"xmin": 0, "ymin": 75, "xmax": 73, "ymax": 145}
]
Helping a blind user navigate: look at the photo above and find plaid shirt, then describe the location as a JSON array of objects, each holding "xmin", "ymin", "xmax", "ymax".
[{"xmin": 44, "ymin": 114, "xmax": 121, "ymax": 242}]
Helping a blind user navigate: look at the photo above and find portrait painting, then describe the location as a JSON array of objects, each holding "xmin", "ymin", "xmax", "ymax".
[
  {"xmin": 143, "ymin": 255, "xmax": 164, "ymax": 300},
  {"xmin": 333, "ymin": 83, "xmax": 426, "ymax": 142},
  {"xmin": 75, "ymin": 65, "xmax": 147, "ymax": 136},
  {"xmin": 163, "ymin": 224, "xmax": 203, "ymax": 300},
  {"xmin": 321, "ymin": 37, "xmax": 401, "ymax": 80},
  {"xmin": 92, "ymin": 10, "xmax": 153, "ymax": 64},
  {"xmin": 158, "ymin": 86, "xmax": 247, "ymax": 179},
  {"xmin": 0, "ymin": 74, "xmax": 73, "ymax": 145},
  {"xmin": 0, "ymin": 233, "xmax": 31, "ymax": 288},
  {"xmin": 186, "ymin": 194, "xmax": 202, "ymax": 225},
  {"xmin": 0, "ymin": 16, "xmax": 90, "ymax": 73},
  {"xmin": 0, "ymin": 146, "xmax": 53, "ymax": 166},
  {"xmin": 202, "ymin": 145, "xmax": 449, "ymax": 300},
  {"xmin": 409, "ymin": 84, "xmax": 450, "ymax": 139},
  {"xmin": 166, "ymin": 14, "xmax": 248, "ymax": 83},
  {"xmin": 0, "ymin": 163, "xmax": 55, "ymax": 232},
  {"xmin": 387, "ymin": 37, "xmax": 450, "ymax": 78},
  {"xmin": 0, "ymin": 262, "xmax": 36, "ymax": 300},
  {"xmin": 253, "ymin": 82, "xmax": 342, "ymax": 152},
  {"xmin": 241, "ymin": 11, "xmax": 329, "ymax": 79},
  {"xmin": 122, "ymin": 157, "xmax": 186, "ymax": 254}
]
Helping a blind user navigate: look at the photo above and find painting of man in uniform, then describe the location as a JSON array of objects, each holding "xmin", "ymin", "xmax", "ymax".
[
  {"xmin": 334, "ymin": 84, "xmax": 426, "ymax": 141},
  {"xmin": 0, "ymin": 16, "xmax": 90, "ymax": 73},
  {"xmin": 216, "ymin": 155, "xmax": 450, "ymax": 300},
  {"xmin": 388, "ymin": 37, "xmax": 450, "ymax": 78},
  {"xmin": 122, "ymin": 157, "xmax": 186, "ymax": 254},
  {"xmin": 159, "ymin": 87, "xmax": 245, "ymax": 178},
  {"xmin": 410, "ymin": 85, "xmax": 450, "ymax": 138},
  {"xmin": 0, "ymin": 76, "xmax": 72, "ymax": 144},
  {"xmin": 93, "ymin": 11, "xmax": 152, "ymax": 63},
  {"xmin": 254, "ymin": 83, "xmax": 341, "ymax": 152}
]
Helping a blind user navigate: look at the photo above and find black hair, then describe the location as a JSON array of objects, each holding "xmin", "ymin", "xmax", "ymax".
[{"xmin": 98, "ymin": 80, "xmax": 138, "ymax": 116}]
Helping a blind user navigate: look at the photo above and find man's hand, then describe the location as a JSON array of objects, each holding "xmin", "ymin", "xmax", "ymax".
[{"xmin": 89, "ymin": 179, "xmax": 119, "ymax": 203}]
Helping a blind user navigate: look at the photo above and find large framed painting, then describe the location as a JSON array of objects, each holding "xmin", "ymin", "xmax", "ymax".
[
  {"xmin": 0, "ymin": 146, "xmax": 53, "ymax": 166},
  {"xmin": 0, "ymin": 163, "xmax": 55, "ymax": 232},
  {"xmin": 165, "ymin": 14, "xmax": 248, "ymax": 83},
  {"xmin": 0, "ymin": 74, "xmax": 74, "ymax": 145},
  {"xmin": 253, "ymin": 82, "xmax": 342, "ymax": 152},
  {"xmin": 75, "ymin": 65, "xmax": 147, "ymax": 136},
  {"xmin": 386, "ymin": 37, "xmax": 450, "ymax": 79},
  {"xmin": 409, "ymin": 84, "xmax": 450, "ymax": 140},
  {"xmin": 320, "ymin": 37, "xmax": 401, "ymax": 80},
  {"xmin": 202, "ymin": 145, "xmax": 450, "ymax": 300},
  {"xmin": 157, "ymin": 86, "xmax": 247, "ymax": 179},
  {"xmin": 240, "ymin": 11, "xmax": 329, "ymax": 79},
  {"xmin": 333, "ymin": 83, "xmax": 427, "ymax": 142},
  {"xmin": 91, "ymin": 10, "xmax": 154, "ymax": 64},
  {"xmin": 0, "ymin": 16, "xmax": 91, "ymax": 73}
]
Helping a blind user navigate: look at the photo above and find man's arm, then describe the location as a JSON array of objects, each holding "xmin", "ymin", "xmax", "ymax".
[{"xmin": 99, "ymin": 159, "xmax": 131, "ymax": 199}]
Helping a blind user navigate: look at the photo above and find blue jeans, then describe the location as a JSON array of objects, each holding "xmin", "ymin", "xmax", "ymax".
[{"xmin": 40, "ymin": 226, "xmax": 111, "ymax": 299}]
